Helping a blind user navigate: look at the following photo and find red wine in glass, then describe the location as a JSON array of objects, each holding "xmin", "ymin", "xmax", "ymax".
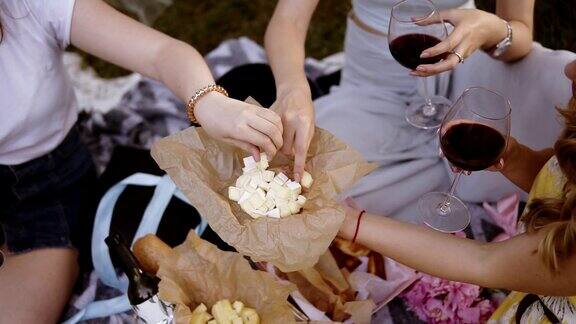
[
  {"xmin": 388, "ymin": 0, "xmax": 452, "ymax": 129},
  {"xmin": 389, "ymin": 33, "xmax": 448, "ymax": 71},
  {"xmin": 440, "ymin": 122, "xmax": 507, "ymax": 171},
  {"xmin": 418, "ymin": 87, "xmax": 511, "ymax": 233}
]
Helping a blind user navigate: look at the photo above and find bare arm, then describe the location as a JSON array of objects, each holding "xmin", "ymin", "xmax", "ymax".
[
  {"xmin": 339, "ymin": 209, "xmax": 576, "ymax": 296},
  {"xmin": 71, "ymin": 0, "xmax": 212, "ymax": 103},
  {"xmin": 264, "ymin": 0, "xmax": 319, "ymax": 181},
  {"xmin": 492, "ymin": 0, "xmax": 535, "ymax": 62},
  {"xmin": 70, "ymin": 0, "xmax": 284, "ymax": 159},
  {"xmin": 265, "ymin": 0, "xmax": 318, "ymax": 96},
  {"xmin": 497, "ymin": 138, "xmax": 554, "ymax": 192}
]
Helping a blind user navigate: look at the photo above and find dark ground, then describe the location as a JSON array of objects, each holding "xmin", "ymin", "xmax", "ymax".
[{"xmin": 81, "ymin": 0, "xmax": 576, "ymax": 78}]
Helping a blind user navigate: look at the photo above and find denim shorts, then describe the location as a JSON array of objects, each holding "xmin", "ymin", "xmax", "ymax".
[{"xmin": 0, "ymin": 127, "xmax": 98, "ymax": 254}]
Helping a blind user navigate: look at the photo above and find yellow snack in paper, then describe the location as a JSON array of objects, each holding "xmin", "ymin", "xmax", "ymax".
[
  {"xmin": 212, "ymin": 299, "xmax": 235, "ymax": 324},
  {"xmin": 189, "ymin": 303, "xmax": 212, "ymax": 324},
  {"xmin": 240, "ymin": 307, "xmax": 260, "ymax": 324}
]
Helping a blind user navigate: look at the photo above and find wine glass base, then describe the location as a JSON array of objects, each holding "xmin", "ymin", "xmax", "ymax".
[
  {"xmin": 418, "ymin": 191, "xmax": 470, "ymax": 233},
  {"xmin": 406, "ymin": 96, "xmax": 452, "ymax": 130}
]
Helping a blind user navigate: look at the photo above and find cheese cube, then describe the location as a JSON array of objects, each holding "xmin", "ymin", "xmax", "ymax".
[
  {"xmin": 248, "ymin": 177, "xmax": 260, "ymax": 190},
  {"xmin": 269, "ymin": 182, "xmax": 284, "ymax": 194},
  {"xmin": 286, "ymin": 181, "xmax": 302, "ymax": 200},
  {"xmin": 296, "ymin": 195, "xmax": 307, "ymax": 206},
  {"xmin": 256, "ymin": 188, "xmax": 266, "ymax": 199},
  {"xmin": 278, "ymin": 205, "xmax": 291, "ymax": 218},
  {"xmin": 247, "ymin": 211, "xmax": 262, "ymax": 219},
  {"xmin": 228, "ymin": 186, "xmax": 242, "ymax": 201},
  {"xmin": 266, "ymin": 208, "xmax": 281, "ymax": 218},
  {"xmin": 273, "ymin": 172, "xmax": 289, "ymax": 185},
  {"xmin": 243, "ymin": 156, "xmax": 257, "ymax": 168},
  {"xmin": 249, "ymin": 192, "xmax": 266, "ymax": 208},
  {"xmin": 300, "ymin": 171, "xmax": 313, "ymax": 189},
  {"xmin": 240, "ymin": 201, "xmax": 256, "ymax": 213},
  {"xmin": 258, "ymin": 153, "xmax": 269, "ymax": 170},
  {"xmin": 275, "ymin": 187, "xmax": 291, "ymax": 201},
  {"xmin": 258, "ymin": 181, "xmax": 271, "ymax": 191},
  {"xmin": 262, "ymin": 170, "xmax": 275, "ymax": 182},
  {"xmin": 257, "ymin": 204, "xmax": 268, "ymax": 212},
  {"xmin": 264, "ymin": 197, "xmax": 276, "ymax": 210},
  {"xmin": 289, "ymin": 201, "xmax": 301, "ymax": 214},
  {"xmin": 236, "ymin": 175, "xmax": 250, "ymax": 188},
  {"xmin": 244, "ymin": 185, "xmax": 256, "ymax": 194},
  {"xmin": 250, "ymin": 170, "xmax": 262, "ymax": 180},
  {"xmin": 238, "ymin": 191, "xmax": 251, "ymax": 204},
  {"xmin": 253, "ymin": 209, "xmax": 267, "ymax": 217},
  {"xmin": 242, "ymin": 165, "xmax": 256, "ymax": 174},
  {"xmin": 286, "ymin": 180, "xmax": 301, "ymax": 192}
]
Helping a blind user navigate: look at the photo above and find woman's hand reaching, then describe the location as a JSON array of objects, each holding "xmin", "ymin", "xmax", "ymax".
[
  {"xmin": 271, "ymin": 84, "xmax": 315, "ymax": 181},
  {"xmin": 195, "ymin": 92, "xmax": 284, "ymax": 160}
]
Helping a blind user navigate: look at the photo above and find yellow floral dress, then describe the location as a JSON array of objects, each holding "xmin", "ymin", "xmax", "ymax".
[{"xmin": 488, "ymin": 157, "xmax": 576, "ymax": 323}]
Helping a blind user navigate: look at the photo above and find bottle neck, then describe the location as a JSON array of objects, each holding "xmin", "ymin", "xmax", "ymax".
[
  {"xmin": 115, "ymin": 244, "xmax": 144, "ymax": 280},
  {"xmin": 106, "ymin": 234, "xmax": 145, "ymax": 280}
]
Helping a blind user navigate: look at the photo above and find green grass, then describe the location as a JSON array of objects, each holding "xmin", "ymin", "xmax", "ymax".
[{"xmin": 81, "ymin": 0, "xmax": 575, "ymax": 78}]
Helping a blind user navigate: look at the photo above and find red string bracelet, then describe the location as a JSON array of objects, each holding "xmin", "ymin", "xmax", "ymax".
[{"xmin": 352, "ymin": 210, "xmax": 365, "ymax": 243}]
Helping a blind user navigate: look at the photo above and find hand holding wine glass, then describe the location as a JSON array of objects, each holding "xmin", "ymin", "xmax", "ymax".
[
  {"xmin": 388, "ymin": 0, "xmax": 452, "ymax": 129},
  {"xmin": 410, "ymin": 8, "xmax": 511, "ymax": 77},
  {"xmin": 419, "ymin": 87, "xmax": 511, "ymax": 233}
]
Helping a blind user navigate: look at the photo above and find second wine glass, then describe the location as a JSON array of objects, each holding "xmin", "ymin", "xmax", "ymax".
[
  {"xmin": 389, "ymin": 0, "xmax": 451, "ymax": 129},
  {"xmin": 418, "ymin": 87, "xmax": 511, "ymax": 233}
]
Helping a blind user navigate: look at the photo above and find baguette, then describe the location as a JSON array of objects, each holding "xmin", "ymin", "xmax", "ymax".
[{"xmin": 133, "ymin": 234, "xmax": 172, "ymax": 274}]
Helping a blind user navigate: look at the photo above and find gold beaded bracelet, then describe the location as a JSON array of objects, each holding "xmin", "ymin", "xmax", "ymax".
[{"xmin": 186, "ymin": 84, "xmax": 229, "ymax": 124}]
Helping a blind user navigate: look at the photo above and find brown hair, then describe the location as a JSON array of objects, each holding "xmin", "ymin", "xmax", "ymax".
[{"xmin": 521, "ymin": 97, "xmax": 576, "ymax": 272}]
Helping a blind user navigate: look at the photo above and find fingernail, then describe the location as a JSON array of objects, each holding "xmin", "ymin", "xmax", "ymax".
[
  {"xmin": 409, "ymin": 71, "xmax": 418, "ymax": 76},
  {"xmin": 420, "ymin": 52, "xmax": 430, "ymax": 58},
  {"xmin": 416, "ymin": 66, "xmax": 426, "ymax": 72}
]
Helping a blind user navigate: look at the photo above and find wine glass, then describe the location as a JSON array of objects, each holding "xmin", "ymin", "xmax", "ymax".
[
  {"xmin": 389, "ymin": 0, "xmax": 452, "ymax": 129},
  {"xmin": 418, "ymin": 87, "xmax": 511, "ymax": 233}
]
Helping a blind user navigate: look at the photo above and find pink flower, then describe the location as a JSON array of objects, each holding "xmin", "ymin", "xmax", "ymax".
[
  {"xmin": 446, "ymin": 282, "xmax": 480, "ymax": 309},
  {"xmin": 401, "ymin": 272, "xmax": 496, "ymax": 323},
  {"xmin": 424, "ymin": 298, "xmax": 454, "ymax": 322},
  {"xmin": 457, "ymin": 305, "xmax": 481, "ymax": 323},
  {"xmin": 477, "ymin": 299, "xmax": 496, "ymax": 321}
]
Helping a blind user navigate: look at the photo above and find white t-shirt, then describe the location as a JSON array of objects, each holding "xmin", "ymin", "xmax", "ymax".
[{"xmin": 0, "ymin": 0, "xmax": 77, "ymax": 165}]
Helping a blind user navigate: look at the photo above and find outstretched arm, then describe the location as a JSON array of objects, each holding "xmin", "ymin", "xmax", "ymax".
[
  {"xmin": 70, "ymin": 0, "xmax": 284, "ymax": 159},
  {"xmin": 339, "ymin": 207, "xmax": 576, "ymax": 296}
]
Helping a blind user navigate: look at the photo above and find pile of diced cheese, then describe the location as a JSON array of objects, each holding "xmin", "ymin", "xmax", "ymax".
[{"xmin": 228, "ymin": 154, "xmax": 313, "ymax": 219}]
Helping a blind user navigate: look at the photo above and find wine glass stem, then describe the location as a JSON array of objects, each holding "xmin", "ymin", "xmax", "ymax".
[
  {"xmin": 420, "ymin": 76, "xmax": 436, "ymax": 117},
  {"xmin": 437, "ymin": 171, "xmax": 463, "ymax": 215}
]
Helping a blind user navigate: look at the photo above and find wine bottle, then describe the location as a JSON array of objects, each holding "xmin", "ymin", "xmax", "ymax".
[{"xmin": 105, "ymin": 233, "xmax": 174, "ymax": 324}]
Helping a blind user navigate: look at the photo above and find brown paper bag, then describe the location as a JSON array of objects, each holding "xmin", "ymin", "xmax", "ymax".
[
  {"xmin": 286, "ymin": 251, "xmax": 375, "ymax": 323},
  {"xmin": 157, "ymin": 231, "xmax": 296, "ymax": 324},
  {"xmin": 151, "ymin": 116, "xmax": 375, "ymax": 272}
]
